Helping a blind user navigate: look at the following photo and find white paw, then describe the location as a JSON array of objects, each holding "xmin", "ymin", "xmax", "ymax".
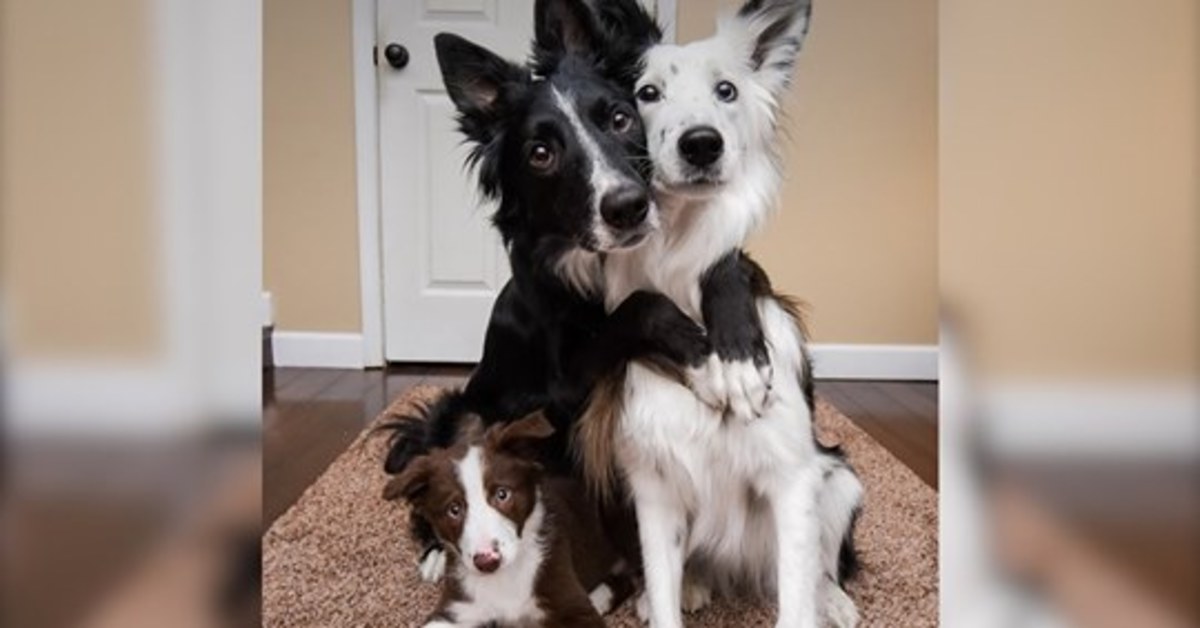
[
  {"xmin": 822, "ymin": 582, "xmax": 860, "ymax": 628},
  {"xmin": 681, "ymin": 577, "xmax": 712, "ymax": 613},
  {"xmin": 589, "ymin": 583, "xmax": 614, "ymax": 615},
  {"xmin": 418, "ymin": 547, "xmax": 446, "ymax": 583},
  {"xmin": 635, "ymin": 591, "xmax": 651, "ymax": 624},
  {"xmin": 722, "ymin": 359, "xmax": 772, "ymax": 422},
  {"xmin": 686, "ymin": 354, "xmax": 728, "ymax": 412}
]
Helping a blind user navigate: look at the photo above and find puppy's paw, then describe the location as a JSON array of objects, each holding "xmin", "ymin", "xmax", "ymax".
[
  {"xmin": 681, "ymin": 577, "xmax": 713, "ymax": 613},
  {"xmin": 634, "ymin": 591, "xmax": 651, "ymax": 624},
  {"xmin": 418, "ymin": 547, "xmax": 446, "ymax": 583},
  {"xmin": 686, "ymin": 354, "xmax": 728, "ymax": 413}
]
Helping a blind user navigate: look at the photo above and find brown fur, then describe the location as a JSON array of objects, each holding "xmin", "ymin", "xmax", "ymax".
[
  {"xmin": 383, "ymin": 413, "xmax": 631, "ymax": 627},
  {"xmin": 573, "ymin": 370, "xmax": 628, "ymax": 503}
]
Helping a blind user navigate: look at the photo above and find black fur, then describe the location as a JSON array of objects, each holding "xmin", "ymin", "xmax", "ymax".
[
  {"xmin": 382, "ymin": 0, "xmax": 708, "ymax": 557},
  {"xmin": 701, "ymin": 251, "xmax": 771, "ymax": 367},
  {"xmin": 838, "ymin": 504, "xmax": 863, "ymax": 584}
]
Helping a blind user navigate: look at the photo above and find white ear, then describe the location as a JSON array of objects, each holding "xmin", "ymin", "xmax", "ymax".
[{"xmin": 727, "ymin": 0, "xmax": 812, "ymax": 94}]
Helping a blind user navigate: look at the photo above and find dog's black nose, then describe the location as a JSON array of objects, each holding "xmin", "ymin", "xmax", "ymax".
[
  {"xmin": 600, "ymin": 185, "xmax": 650, "ymax": 230},
  {"xmin": 678, "ymin": 126, "xmax": 724, "ymax": 168}
]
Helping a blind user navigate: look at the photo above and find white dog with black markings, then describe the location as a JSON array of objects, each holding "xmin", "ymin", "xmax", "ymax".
[{"xmin": 579, "ymin": 1, "xmax": 864, "ymax": 627}]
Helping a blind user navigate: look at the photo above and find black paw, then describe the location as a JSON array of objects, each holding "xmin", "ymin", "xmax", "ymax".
[{"xmin": 616, "ymin": 291, "xmax": 710, "ymax": 366}]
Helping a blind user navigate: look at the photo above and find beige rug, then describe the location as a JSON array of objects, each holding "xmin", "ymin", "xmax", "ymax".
[{"xmin": 263, "ymin": 386, "xmax": 938, "ymax": 626}]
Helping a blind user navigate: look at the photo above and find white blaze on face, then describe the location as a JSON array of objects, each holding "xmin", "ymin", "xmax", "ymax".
[
  {"xmin": 455, "ymin": 446, "xmax": 520, "ymax": 571},
  {"xmin": 552, "ymin": 86, "xmax": 628, "ymax": 248}
]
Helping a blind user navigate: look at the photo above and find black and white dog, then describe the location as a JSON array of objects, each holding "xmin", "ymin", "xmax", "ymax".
[
  {"xmin": 383, "ymin": 0, "xmax": 768, "ymax": 588},
  {"xmin": 578, "ymin": 1, "xmax": 865, "ymax": 627}
]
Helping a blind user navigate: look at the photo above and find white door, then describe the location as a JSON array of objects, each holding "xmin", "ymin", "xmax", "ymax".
[{"xmin": 377, "ymin": 0, "xmax": 532, "ymax": 362}]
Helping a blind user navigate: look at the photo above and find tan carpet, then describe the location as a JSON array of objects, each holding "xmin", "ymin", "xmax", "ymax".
[{"xmin": 263, "ymin": 386, "xmax": 937, "ymax": 627}]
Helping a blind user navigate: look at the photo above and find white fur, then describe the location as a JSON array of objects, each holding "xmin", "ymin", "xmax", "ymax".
[
  {"xmin": 602, "ymin": 3, "xmax": 861, "ymax": 626},
  {"xmin": 555, "ymin": 247, "xmax": 604, "ymax": 297},
  {"xmin": 613, "ymin": 300, "xmax": 835, "ymax": 628},
  {"xmin": 419, "ymin": 547, "xmax": 447, "ymax": 583},
  {"xmin": 689, "ymin": 355, "xmax": 773, "ymax": 420},
  {"xmin": 589, "ymin": 583, "xmax": 614, "ymax": 614},
  {"xmin": 445, "ymin": 447, "xmax": 548, "ymax": 626}
]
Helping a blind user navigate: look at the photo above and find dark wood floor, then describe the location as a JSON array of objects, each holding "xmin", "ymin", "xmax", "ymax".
[{"xmin": 263, "ymin": 366, "xmax": 938, "ymax": 528}]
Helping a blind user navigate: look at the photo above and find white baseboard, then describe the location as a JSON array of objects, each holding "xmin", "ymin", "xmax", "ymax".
[
  {"xmin": 809, "ymin": 343, "xmax": 938, "ymax": 381},
  {"xmin": 978, "ymin": 383, "xmax": 1198, "ymax": 459},
  {"xmin": 272, "ymin": 331, "xmax": 365, "ymax": 369},
  {"xmin": 9, "ymin": 363, "xmax": 193, "ymax": 437}
]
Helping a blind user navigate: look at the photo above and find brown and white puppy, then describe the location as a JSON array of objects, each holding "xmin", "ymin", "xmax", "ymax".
[{"xmin": 383, "ymin": 413, "xmax": 632, "ymax": 628}]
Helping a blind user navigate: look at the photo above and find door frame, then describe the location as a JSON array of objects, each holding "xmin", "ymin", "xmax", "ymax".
[{"xmin": 351, "ymin": 0, "xmax": 676, "ymax": 367}]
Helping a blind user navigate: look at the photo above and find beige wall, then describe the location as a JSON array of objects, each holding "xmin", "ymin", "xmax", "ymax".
[
  {"xmin": 262, "ymin": 0, "xmax": 938, "ymax": 344},
  {"xmin": 1, "ymin": 0, "xmax": 161, "ymax": 359},
  {"xmin": 680, "ymin": 0, "xmax": 939, "ymax": 344},
  {"xmin": 263, "ymin": 0, "xmax": 362, "ymax": 332},
  {"xmin": 940, "ymin": 0, "xmax": 1197, "ymax": 378}
]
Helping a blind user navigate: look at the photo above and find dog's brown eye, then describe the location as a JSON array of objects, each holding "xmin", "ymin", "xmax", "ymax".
[
  {"xmin": 446, "ymin": 502, "xmax": 463, "ymax": 519},
  {"xmin": 635, "ymin": 84, "xmax": 661, "ymax": 103},
  {"xmin": 611, "ymin": 110, "xmax": 633, "ymax": 133},
  {"xmin": 715, "ymin": 80, "xmax": 738, "ymax": 102},
  {"xmin": 494, "ymin": 487, "xmax": 511, "ymax": 503},
  {"xmin": 528, "ymin": 142, "xmax": 555, "ymax": 170}
]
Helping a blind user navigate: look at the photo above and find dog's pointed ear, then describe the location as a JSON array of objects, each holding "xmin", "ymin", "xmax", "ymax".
[
  {"xmin": 729, "ymin": 0, "xmax": 813, "ymax": 92},
  {"xmin": 434, "ymin": 33, "xmax": 527, "ymax": 126},
  {"xmin": 592, "ymin": 0, "xmax": 663, "ymax": 89},
  {"xmin": 594, "ymin": 0, "xmax": 662, "ymax": 51},
  {"xmin": 535, "ymin": 0, "xmax": 602, "ymax": 57},
  {"xmin": 382, "ymin": 455, "xmax": 435, "ymax": 503},
  {"xmin": 486, "ymin": 412, "xmax": 556, "ymax": 459}
]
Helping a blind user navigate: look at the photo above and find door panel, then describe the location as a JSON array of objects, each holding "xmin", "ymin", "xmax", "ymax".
[{"xmin": 378, "ymin": 0, "xmax": 532, "ymax": 362}]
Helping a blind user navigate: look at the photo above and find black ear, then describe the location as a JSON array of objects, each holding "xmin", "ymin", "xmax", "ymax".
[
  {"xmin": 593, "ymin": 0, "xmax": 663, "ymax": 89},
  {"xmin": 595, "ymin": 0, "xmax": 662, "ymax": 50},
  {"xmin": 733, "ymin": 0, "xmax": 813, "ymax": 90},
  {"xmin": 434, "ymin": 33, "xmax": 527, "ymax": 124},
  {"xmin": 382, "ymin": 455, "xmax": 435, "ymax": 503},
  {"xmin": 535, "ymin": 0, "xmax": 602, "ymax": 56}
]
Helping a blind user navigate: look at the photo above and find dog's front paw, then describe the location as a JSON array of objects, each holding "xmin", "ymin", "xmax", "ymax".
[
  {"xmin": 722, "ymin": 358, "xmax": 773, "ymax": 421},
  {"xmin": 686, "ymin": 354, "xmax": 728, "ymax": 413},
  {"xmin": 634, "ymin": 591, "xmax": 651, "ymax": 624},
  {"xmin": 418, "ymin": 547, "xmax": 446, "ymax": 583},
  {"xmin": 681, "ymin": 576, "xmax": 713, "ymax": 613}
]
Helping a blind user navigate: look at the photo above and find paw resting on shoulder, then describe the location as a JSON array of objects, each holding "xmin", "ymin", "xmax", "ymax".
[
  {"xmin": 616, "ymin": 291, "xmax": 711, "ymax": 366},
  {"xmin": 687, "ymin": 354, "xmax": 773, "ymax": 421}
]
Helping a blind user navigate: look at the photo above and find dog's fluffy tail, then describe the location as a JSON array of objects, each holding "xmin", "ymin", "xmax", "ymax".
[
  {"xmin": 817, "ymin": 450, "xmax": 864, "ymax": 584},
  {"xmin": 378, "ymin": 389, "xmax": 472, "ymax": 474}
]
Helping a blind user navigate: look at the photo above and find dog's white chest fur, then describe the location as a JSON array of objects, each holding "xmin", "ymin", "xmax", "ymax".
[
  {"xmin": 604, "ymin": 186, "xmax": 764, "ymax": 320},
  {"xmin": 617, "ymin": 297, "xmax": 818, "ymax": 573},
  {"xmin": 440, "ymin": 505, "xmax": 547, "ymax": 627}
]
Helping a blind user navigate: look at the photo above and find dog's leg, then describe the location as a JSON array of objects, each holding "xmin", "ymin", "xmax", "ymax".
[
  {"xmin": 695, "ymin": 252, "xmax": 774, "ymax": 421},
  {"xmin": 771, "ymin": 463, "xmax": 823, "ymax": 628},
  {"xmin": 817, "ymin": 456, "xmax": 863, "ymax": 627},
  {"xmin": 629, "ymin": 472, "xmax": 687, "ymax": 628}
]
